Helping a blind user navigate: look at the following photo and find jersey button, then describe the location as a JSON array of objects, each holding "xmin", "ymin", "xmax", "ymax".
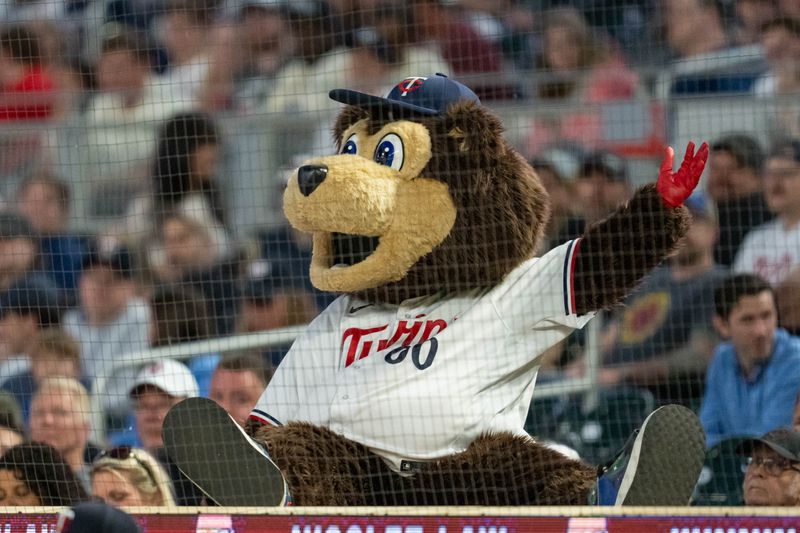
[{"xmin": 342, "ymin": 394, "xmax": 349, "ymax": 400}]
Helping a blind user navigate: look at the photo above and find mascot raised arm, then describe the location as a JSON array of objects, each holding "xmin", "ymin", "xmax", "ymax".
[{"xmin": 163, "ymin": 74, "xmax": 708, "ymax": 507}]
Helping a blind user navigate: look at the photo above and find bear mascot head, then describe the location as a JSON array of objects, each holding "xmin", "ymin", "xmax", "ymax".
[{"xmin": 284, "ymin": 73, "xmax": 551, "ymax": 303}]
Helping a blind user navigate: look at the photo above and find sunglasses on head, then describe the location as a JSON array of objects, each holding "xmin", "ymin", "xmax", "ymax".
[{"xmin": 95, "ymin": 446, "xmax": 157, "ymax": 482}]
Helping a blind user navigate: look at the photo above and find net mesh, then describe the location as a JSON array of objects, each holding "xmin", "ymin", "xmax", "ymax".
[{"xmin": 0, "ymin": 0, "xmax": 791, "ymax": 512}]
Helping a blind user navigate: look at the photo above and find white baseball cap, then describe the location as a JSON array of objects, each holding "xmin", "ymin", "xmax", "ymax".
[{"xmin": 129, "ymin": 359, "xmax": 199, "ymax": 399}]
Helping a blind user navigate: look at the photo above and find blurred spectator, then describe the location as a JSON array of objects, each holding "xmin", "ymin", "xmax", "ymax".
[
  {"xmin": 28, "ymin": 377, "xmax": 94, "ymax": 488},
  {"xmin": 91, "ymin": 446, "xmax": 176, "ymax": 507},
  {"xmin": 700, "ymin": 274, "xmax": 800, "ymax": 447},
  {"xmin": 0, "ymin": 213, "xmax": 43, "ymax": 292},
  {"xmin": 0, "ymin": 25, "xmax": 56, "ymax": 121},
  {"xmin": 120, "ymin": 112, "xmax": 231, "ymax": 257},
  {"xmin": 149, "ymin": 284, "xmax": 219, "ymax": 396},
  {"xmin": 0, "ymin": 275, "xmax": 62, "ymax": 382},
  {"xmin": 0, "ymin": 442, "xmax": 87, "ymax": 506},
  {"xmin": 734, "ymin": 139, "xmax": 800, "ymax": 285},
  {"xmin": 209, "ymin": 350, "xmax": 272, "ymax": 426},
  {"xmin": 232, "ymin": 0, "xmax": 293, "ymax": 112},
  {"xmin": 129, "ymin": 359, "xmax": 203, "ymax": 505},
  {"xmin": 707, "ymin": 133, "xmax": 772, "ymax": 267},
  {"xmin": 368, "ymin": 3, "xmax": 451, "ymax": 82},
  {"xmin": 530, "ymin": 156, "xmax": 574, "ymax": 251},
  {"xmin": 237, "ymin": 260, "xmax": 318, "ymax": 366},
  {"xmin": 739, "ymin": 428, "xmax": 800, "ymax": 506},
  {"xmin": 754, "ymin": 17, "xmax": 800, "ymax": 96},
  {"xmin": 150, "ymin": 0, "xmax": 222, "ymax": 106},
  {"xmin": 62, "ymin": 246, "xmax": 150, "ymax": 414},
  {"xmin": 83, "ymin": 31, "xmax": 192, "ymax": 184},
  {"xmin": 535, "ymin": 7, "xmax": 638, "ymax": 103},
  {"xmin": 409, "ymin": 0, "xmax": 502, "ymax": 76},
  {"xmin": 569, "ymin": 150, "xmax": 631, "ymax": 231},
  {"xmin": 129, "ymin": 359, "xmax": 198, "ymax": 453},
  {"xmin": 262, "ymin": 1, "xmax": 353, "ymax": 115},
  {"xmin": 16, "ymin": 174, "xmax": 91, "ymax": 301},
  {"xmin": 56, "ymin": 501, "xmax": 142, "ymax": 533},
  {"xmin": 0, "ymin": 392, "xmax": 24, "ymax": 454},
  {"xmin": 595, "ymin": 195, "xmax": 727, "ymax": 405},
  {"xmin": 664, "ymin": 0, "xmax": 731, "ymax": 60},
  {"xmin": 152, "ymin": 212, "xmax": 241, "ymax": 334},
  {"xmin": 733, "ymin": 0, "xmax": 779, "ymax": 45},
  {"xmin": 1, "ymin": 328, "xmax": 83, "ymax": 424}
]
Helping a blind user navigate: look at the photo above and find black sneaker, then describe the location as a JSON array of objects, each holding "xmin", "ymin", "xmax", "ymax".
[
  {"xmin": 596, "ymin": 404, "xmax": 706, "ymax": 506},
  {"xmin": 161, "ymin": 397, "xmax": 290, "ymax": 506}
]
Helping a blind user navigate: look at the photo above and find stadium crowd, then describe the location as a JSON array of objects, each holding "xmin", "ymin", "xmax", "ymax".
[{"xmin": 0, "ymin": 0, "xmax": 794, "ymax": 508}]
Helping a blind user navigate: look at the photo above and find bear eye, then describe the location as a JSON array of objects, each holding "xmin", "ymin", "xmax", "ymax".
[
  {"xmin": 374, "ymin": 133, "xmax": 404, "ymax": 171},
  {"xmin": 341, "ymin": 134, "xmax": 358, "ymax": 155}
]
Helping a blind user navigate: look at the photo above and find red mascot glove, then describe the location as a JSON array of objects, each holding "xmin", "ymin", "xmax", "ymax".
[{"xmin": 656, "ymin": 141, "xmax": 709, "ymax": 208}]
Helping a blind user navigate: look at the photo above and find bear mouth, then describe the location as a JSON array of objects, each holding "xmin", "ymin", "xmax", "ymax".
[{"xmin": 331, "ymin": 232, "xmax": 380, "ymax": 267}]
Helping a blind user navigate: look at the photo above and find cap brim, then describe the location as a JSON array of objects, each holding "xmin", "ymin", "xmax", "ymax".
[
  {"xmin": 329, "ymin": 88, "xmax": 440, "ymax": 118},
  {"xmin": 736, "ymin": 437, "xmax": 798, "ymax": 461}
]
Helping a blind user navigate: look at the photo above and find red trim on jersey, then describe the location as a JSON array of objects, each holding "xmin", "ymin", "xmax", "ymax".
[{"xmin": 248, "ymin": 413, "xmax": 275, "ymax": 426}]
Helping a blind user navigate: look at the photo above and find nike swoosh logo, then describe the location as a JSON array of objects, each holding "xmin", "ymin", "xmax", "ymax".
[{"xmin": 348, "ymin": 303, "xmax": 373, "ymax": 314}]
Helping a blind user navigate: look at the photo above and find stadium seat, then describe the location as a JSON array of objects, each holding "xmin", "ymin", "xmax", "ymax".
[
  {"xmin": 692, "ymin": 437, "xmax": 750, "ymax": 506},
  {"xmin": 555, "ymin": 386, "xmax": 656, "ymax": 465}
]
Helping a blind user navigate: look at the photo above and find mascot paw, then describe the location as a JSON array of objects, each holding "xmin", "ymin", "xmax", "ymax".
[{"xmin": 656, "ymin": 141, "xmax": 709, "ymax": 208}]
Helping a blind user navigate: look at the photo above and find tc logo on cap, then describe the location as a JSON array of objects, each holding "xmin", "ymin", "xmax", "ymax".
[{"xmin": 396, "ymin": 77, "xmax": 427, "ymax": 97}]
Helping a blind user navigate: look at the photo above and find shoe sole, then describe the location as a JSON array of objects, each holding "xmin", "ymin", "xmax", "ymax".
[
  {"xmin": 162, "ymin": 397, "xmax": 288, "ymax": 506},
  {"xmin": 616, "ymin": 404, "xmax": 706, "ymax": 506}
]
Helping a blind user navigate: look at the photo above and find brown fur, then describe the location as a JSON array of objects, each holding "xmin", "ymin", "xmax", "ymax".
[
  {"xmin": 573, "ymin": 184, "xmax": 690, "ymax": 315},
  {"xmin": 257, "ymin": 424, "xmax": 595, "ymax": 506},
  {"xmin": 335, "ymin": 101, "xmax": 550, "ymax": 304}
]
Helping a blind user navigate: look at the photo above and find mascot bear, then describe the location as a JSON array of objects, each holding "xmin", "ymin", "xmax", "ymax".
[{"xmin": 163, "ymin": 74, "xmax": 708, "ymax": 507}]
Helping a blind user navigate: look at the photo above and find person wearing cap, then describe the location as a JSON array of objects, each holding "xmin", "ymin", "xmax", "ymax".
[
  {"xmin": 706, "ymin": 133, "xmax": 771, "ymax": 267},
  {"xmin": 129, "ymin": 359, "xmax": 204, "ymax": 506},
  {"xmin": 572, "ymin": 150, "xmax": 632, "ymax": 231},
  {"xmin": 592, "ymin": 193, "xmax": 727, "ymax": 405},
  {"xmin": 700, "ymin": 273, "xmax": 800, "ymax": 447},
  {"xmin": 57, "ymin": 501, "xmax": 141, "ymax": 533},
  {"xmin": 62, "ymin": 245, "xmax": 150, "ymax": 415},
  {"xmin": 0, "ymin": 274, "xmax": 62, "ymax": 384},
  {"xmin": 130, "ymin": 359, "xmax": 199, "ymax": 452},
  {"xmin": 739, "ymin": 428, "xmax": 800, "ymax": 506}
]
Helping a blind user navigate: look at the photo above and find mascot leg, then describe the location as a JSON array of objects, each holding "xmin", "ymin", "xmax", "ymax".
[
  {"xmin": 255, "ymin": 423, "xmax": 401, "ymax": 506},
  {"xmin": 411, "ymin": 435, "xmax": 596, "ymax": 505}
]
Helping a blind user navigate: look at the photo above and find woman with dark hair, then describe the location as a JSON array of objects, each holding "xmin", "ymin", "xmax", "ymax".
[
  {"xmin": 0, "ymin": 442, "xmax": 87, "ymax": 506},
  {"xmin": 150, "ymin": 111, "xmax": 232, "ymax": 260}
]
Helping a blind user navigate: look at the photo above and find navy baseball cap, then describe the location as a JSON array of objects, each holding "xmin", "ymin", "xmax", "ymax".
[
  {"xmin": 0, "ymin": 275, "xmax": 62, "ymax": 326},
  {"xmin": 56, "ymin": 502, "xmax": 142, "ymax": 533},
  {"xmin": 329, "ymin": 73, "xmax": 480, "ymax": 118}
]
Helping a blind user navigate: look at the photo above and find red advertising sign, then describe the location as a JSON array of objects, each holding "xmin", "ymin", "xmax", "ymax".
[{"xmin": 2, "ymin": 512, "xmax": 800, "ymax": 533}]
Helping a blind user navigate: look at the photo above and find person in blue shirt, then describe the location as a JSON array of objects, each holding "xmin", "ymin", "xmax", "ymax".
[{"xmin": 700, "ymin": 273, "xmax": 800, "ymax": 447}]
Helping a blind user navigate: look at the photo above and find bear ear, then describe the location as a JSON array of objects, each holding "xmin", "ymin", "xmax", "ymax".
[
  {"xmin": 444, "ymin": 100, "xmax": 505, "ymax": 156},
  {"xmin": 332, "ymin": 106, "xmax": 369, "ymax": 148}
]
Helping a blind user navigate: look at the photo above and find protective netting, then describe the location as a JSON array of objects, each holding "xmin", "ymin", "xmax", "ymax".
[{"xmin": 0, "ymin": 0, "xmax": 793, "ymax": 512}]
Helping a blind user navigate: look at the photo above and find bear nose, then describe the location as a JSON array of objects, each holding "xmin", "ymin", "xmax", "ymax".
[{"xmin": 297, "ymin": 165, "xmax": 328, "ymax": 196}]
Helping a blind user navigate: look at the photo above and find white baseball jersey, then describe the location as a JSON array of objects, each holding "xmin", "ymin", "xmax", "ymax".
[
  {"xmin": 250, "ymin": 239, "xmax": 594, "ymax": 472},
  {"xmin": 733, "ymin": 219, "xmax": 800, "ymax": 285}
]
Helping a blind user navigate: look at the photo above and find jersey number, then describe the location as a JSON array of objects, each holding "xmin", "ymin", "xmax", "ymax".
[{"xmin": 384, "ymin": 338, "xmax": 439, "ymax": 370}]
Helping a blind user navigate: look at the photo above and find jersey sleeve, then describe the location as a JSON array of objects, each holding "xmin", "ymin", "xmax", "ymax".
[
  {"xmin": 249, "ymin": 296, "xmax": 348, "ymax": 428},
  {"xmin": 490, "ymin": 239, "xmax": 594, "ymax": 334}
]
